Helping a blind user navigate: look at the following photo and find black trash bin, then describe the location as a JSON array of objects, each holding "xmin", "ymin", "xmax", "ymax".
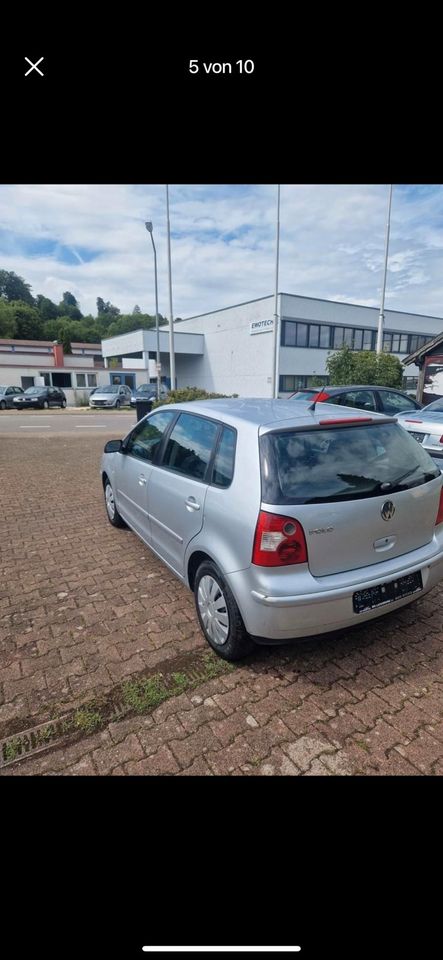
[{"xmin": 135, "ymin": 399, "xmax": 153, "ymax": 421}]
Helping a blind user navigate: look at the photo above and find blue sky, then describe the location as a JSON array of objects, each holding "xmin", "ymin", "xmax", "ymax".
[{"xmin": 1, "ymin": 183, "xmax": 443, "ymax": 319}]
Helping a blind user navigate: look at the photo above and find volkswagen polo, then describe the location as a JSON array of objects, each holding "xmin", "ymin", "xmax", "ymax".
[{"xmin": 100, "ymin": 399, "xmax": 443, "ymax": 660}]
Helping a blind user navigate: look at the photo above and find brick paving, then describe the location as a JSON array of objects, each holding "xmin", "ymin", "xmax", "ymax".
[{"xmin": 1, "ymin": 436, "xmax": 443, "ymax": 775}]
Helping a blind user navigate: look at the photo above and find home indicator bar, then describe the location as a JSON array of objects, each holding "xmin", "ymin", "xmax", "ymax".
[{"xmin": 142, "ymin": 949, "xmax": 301, "ymax": 954}]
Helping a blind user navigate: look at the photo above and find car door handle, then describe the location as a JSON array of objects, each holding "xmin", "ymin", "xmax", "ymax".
[
  {"xmin": 138, "ymin": 475, "xmax": 147, "ymax": 486},
  {"xmin": 185, "ymin": 497, "xmax": 200, "ymax": 511}
]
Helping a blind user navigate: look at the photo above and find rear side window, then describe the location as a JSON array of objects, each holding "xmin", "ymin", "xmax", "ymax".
[
  {"xmin": 212, "ymin": 426, "xmax": 236, "ymax": 487},
  {"xmin": 260, "ymin": 422, "xmax": 440, "ymax": 505},
  {"xmin": 162, "ymin": 413, "xmax": 219, "ymax": 480},
  {"xmin": 379, "ymin": 391, "xmax": 418, "ymax": 414},
  {"xmin": 331, "ymin": 389, "xmax": 377, "ymax": 411}
]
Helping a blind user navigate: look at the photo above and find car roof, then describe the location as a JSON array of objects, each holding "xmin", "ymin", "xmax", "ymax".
[
  {"xmin": 323, "ymin": 384, "xmax": 409, "ymax": 393},
  {"xmin": 159, "ymin": 398, "xmax": 394, "ymax": 431}
]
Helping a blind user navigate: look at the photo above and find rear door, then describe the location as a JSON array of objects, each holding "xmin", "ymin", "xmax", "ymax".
[
  {"xmin": 260, "ymin": 420, "xmax": 442, "ymax": 577},
  {"xmin": 147, "ymin": 412, "xmax": 220, "ymax": 576}
]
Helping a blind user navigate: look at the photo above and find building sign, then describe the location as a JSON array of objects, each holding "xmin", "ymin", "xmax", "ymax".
[{"xmin": 250, "ymin": 318, "xmax": 274, "ymax": 335}]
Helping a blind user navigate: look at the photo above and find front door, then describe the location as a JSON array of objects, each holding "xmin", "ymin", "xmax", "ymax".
[
  {"xmin": 113, "ymin": 409, "xmax": 176, "ymax": 538},
  {"xmin": 147, "ymin": 412, "xmax": 220, "ymax": 576}
]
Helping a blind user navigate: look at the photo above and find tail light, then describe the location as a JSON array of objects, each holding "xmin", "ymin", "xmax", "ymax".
[
  {"xmin": 435, "ymin": 488, "xmax": 443, "ymax": 526},
  {"xmin": 314, "ymin": 391, "xmax": 330, "ymax": 401},
  {"xmin": 252, "ymin": 511, "xmax": 308, "ymax": 566}
]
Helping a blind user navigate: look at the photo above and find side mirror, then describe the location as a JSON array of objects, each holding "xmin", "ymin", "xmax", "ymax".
[{"xmin": 104, "ymin": 439, "xmax": 123, "ymax": 453}]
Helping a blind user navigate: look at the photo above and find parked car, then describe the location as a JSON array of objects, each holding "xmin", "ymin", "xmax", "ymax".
[
  {"xmin": 130, "ymin": 383, "xmax": 169, "ymax": 408},
  {"xmin": 89, "ymin": 384, "xmax": 132, "ymax": 408},
  {"xmin": 13, "ymin": 386, "xmax": 67, "ymax": 409},
  {"xmin": 397, "ymin": 397, "xmax": 443, "ymax": 462},
  {"xmin": 289, "ymin": 385, "xmax": 422, "ymax": 416},
  {"xmin": 100, "ymin": 399, "xmax": 443, "ymax": 661},
  {"xmin": 0, "ymin": 385, "xmax": 24, "ymax": 409}
]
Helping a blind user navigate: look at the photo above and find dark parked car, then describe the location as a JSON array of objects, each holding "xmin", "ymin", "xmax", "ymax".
[
  {"xmin": 13, "ymin": 386, "xmax": 67, "ymax": 409},
  {"xmin": 130, "ymin": 383, "xmax": 169, "ymax": 408},
  {"xmin": 289, "ymin": 385, "xmax": 422, "ymax": 416},
  {"xmin": 0, "ymin": 385, "xmax": 24, "ymax": 409}
]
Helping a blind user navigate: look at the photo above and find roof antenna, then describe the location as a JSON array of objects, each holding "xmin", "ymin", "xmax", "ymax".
[{"xmin": 307, "ymin": 387, "xmax": 327, "ymax": 412}]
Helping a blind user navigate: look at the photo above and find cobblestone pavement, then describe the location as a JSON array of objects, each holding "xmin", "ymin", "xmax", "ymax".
[{"xmin": 1, "ymin": 437, "xmax": 443, "ymax": 775}]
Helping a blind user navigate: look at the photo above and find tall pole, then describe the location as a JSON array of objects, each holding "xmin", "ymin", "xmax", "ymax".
[
  {"xmin": 271, "ymin": 184, "xmax": 281, "ymax": 398},
  {"xmin": 166, "ymin": 185, "xmax": 176, "ymax": 391},
  {"xmin": 376, "ymin": 184, "xmax": 393, "ymax": 354}
]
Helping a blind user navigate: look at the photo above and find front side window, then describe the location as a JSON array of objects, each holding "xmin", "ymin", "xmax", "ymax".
[
  {"xmin": 162, "ymin": 413, "xmax": 219, "ymax": 480},
  {"xmin": 125, "ymin": 410, "xmax": 175, "ymax": 462},
  {"xmin": 260, "ymin": 423, "xmax": 439, "ymax": 505},
  {"xmin": 212, "ymin": 427, "xmax": 236, "ymax": 487}
]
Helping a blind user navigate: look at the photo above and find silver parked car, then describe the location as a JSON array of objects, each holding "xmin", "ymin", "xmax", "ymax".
[
  {"xmin": 89, "ymin": 384, "xmax": 132, "ymax": 408},
  {"xmin": 397, "ymin": 398, "xmax": 443, "ymax": 463},
  {"xmin": 100, "ymin": 399, "xmax": 443, "ymax": 660},
  {"xmin": 0, "ymin": 385, "xmax": 24, "ymax": 409}
]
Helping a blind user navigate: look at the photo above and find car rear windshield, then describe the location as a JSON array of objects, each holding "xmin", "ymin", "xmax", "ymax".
[
  {"xmin": 290, "ymin": 391, "xmax": 318, "ymax": 401},
  {"xmin": 260, "ymin": 422, "xmax": 440, "ymax": 504}
]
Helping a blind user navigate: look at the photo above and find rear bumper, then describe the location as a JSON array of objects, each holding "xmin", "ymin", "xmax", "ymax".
[{"xmin": 226, "ymin": 532, "xmax": 443, "ymax": 641}]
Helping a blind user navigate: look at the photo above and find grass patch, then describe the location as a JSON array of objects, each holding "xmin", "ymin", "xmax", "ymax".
[
  {"xmin": 3, "ymin": 737, "xmax": 23, "ymax": 762},
  {"xmin": 354, "ymin": 739, "xmax": 370, "ymax": 753},
  {"xmin": 122, "ymin": 675, "xmax": 168, "ymax": 714},
  {"xmin": 73, "ymin": 708, "xmax": 103, "ymax": 734}
]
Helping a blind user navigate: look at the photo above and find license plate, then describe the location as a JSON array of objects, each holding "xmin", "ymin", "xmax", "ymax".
[
  {"xmin": 409, "ymin": 431, "xmax": 425, "ymax": 443},
  {"xmin": 353, "ymin": 570, "xmax": 423, "ymax": 614}
]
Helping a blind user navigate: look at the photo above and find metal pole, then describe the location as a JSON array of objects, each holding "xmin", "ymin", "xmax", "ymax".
[
  {"xmin": 166, "ymin": 185, "xmax": 176, "ymax": 391},
  {"xmin": 149, "ymin": 231, "xmax": 161, "ymax": 400},
  {"xmin": 271, "ymin": 184, "xmax": 281, "ymax": 398},
  {"xmin": 376, "ymin": 184, "xmax": 393, "ymax": 354}
]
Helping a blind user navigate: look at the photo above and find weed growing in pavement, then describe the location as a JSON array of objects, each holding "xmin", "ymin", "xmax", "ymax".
[
  {"xmin": 73, "ymin": 708, "xmax": 103, "ymax": 733},
  {"xmin": 3, "ymin": 737, "xmax": 23, "ymax": 762}
]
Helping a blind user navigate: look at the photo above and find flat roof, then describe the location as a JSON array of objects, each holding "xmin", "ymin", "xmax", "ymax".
[{"xmin": 176, "ymin": 292, "xmax": 443, "ymax": 324}]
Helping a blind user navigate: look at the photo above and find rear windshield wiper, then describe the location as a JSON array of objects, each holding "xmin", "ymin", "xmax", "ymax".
[{"xmin": 380, "ymin": 465, "xmax": 437, "ymax": 491}]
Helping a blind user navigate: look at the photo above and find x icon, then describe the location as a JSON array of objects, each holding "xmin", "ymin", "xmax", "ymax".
[{"xmin": 25, "ymin": 56, "xmax": 44, "ymax": 76}]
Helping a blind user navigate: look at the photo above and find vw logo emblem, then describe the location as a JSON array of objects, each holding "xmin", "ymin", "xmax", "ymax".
[{"xmin": 381, "ymin": 500, "xmax": 395, "ymax": 521}]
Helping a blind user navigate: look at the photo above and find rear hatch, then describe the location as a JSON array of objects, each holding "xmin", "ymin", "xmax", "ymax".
[{"xmin": 260, "ymin": 418, "xmax": 442, "ymax": 577}]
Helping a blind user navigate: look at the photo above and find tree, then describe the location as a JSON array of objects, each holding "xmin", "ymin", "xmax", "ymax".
[
  {"xmin": 96, "ymin": 297, "xmax": 120, "ymax": 318},
  {"xmin": 62, "ymin": 291, "xmax": 79, "ymax": 308},
  {"xmin": 35, "ymin": 295, "xmax": 60, "ymax": 321},
  {"xmin": 326, "ymin": 344, "xmax": 404, "ymax": 388},
  {"xmin": 132, "ymin": 304, "xmax": 141, "ymax": 314},
  {"xmin": 8, "ymin": 301, "xmax": 44, "ymax": 340},
  {"xmin": 0, "ymin": 299, "xmax": 17, "ymax": 337},
  {"xmin": 0, "ymin": 270, "xmax": 34, "ymax": 305}
]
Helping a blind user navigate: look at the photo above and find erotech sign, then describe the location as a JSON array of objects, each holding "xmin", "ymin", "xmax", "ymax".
[{"xmin": 250, "ymin": 318, "xmax": 274, "ymax": 335}]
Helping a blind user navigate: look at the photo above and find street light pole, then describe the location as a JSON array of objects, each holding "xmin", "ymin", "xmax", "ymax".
[
  {"xmin": 166, "ymin": 185, "xmax": 176, "ymax": 391},
  {"xmin": 271, "ymin": 184, "xmax": 281, "ymax": 399},
  {"xmin": 376, "ymin": 184, "xmax": 393, "ymax": 354},
  {"xmin": 145, "ymin": 221, "xmax": 161, "ymax": 400}
]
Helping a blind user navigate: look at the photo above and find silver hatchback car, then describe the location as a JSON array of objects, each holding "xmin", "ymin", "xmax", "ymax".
[{"xmin": 101, "ymin": 399, "xmax": 443, "ymax": 660}]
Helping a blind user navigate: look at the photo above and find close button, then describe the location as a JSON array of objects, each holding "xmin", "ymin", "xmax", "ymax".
[{"xmin": 25, "ymin": 57, "xmax": 44, "ymax": 77}]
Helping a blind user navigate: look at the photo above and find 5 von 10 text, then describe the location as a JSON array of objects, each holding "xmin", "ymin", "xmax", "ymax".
[{"xmin": 189, "ymin": 60, "xmax": 255, "ymax": 75}]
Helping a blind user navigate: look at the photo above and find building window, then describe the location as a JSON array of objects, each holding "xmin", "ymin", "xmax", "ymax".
[
  {"xmin": 52, "ymin": 372, "xmax": 72, "ymax": 389},
  {"xmin": 279, "ymin": 375, "xmax": 329, "ymax": 392},
  {"xmin": 21, "ymin": 376, "xmax": 34, "ymax": 389},
  {"xmin": 76, "ymin": 373, "xmax": 86, "ymax": 387},
  {"xmin": 39, "ymin": 372, "xmax": 51, "ymax": 386},
  {"xmin": 319, "ymin": 325, "xmax": 331, "ymax": 348},
  {"xmin": 87, "ymin": 374, "xmax": 97, "ymax": 387},
  {"xmin": 402, "ymin": 377, "xmax": 418, "ymax": 393}
]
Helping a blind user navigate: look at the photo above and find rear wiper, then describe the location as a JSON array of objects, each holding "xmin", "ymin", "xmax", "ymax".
[{"xmin": 380, "ymin": 465, "xmax": 436, "ymax": 491}]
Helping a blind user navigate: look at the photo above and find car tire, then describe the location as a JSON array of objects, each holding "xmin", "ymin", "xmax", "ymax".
[
  {"xmin": 104, "ymin": 479, "xmax": 127, "ymax": 528},
  {"xmin": 43, "ymin": 401, "xmax": 49, "ymax": 409},
  {"xmin": 61, "ymin": 399, "xmax": 66, "ymax": 409},
  {"xmin": 115, "ymin": 400, "xmax": 121, "ymax": 409},
  {"xmin": 0, "ymin": 400, "xmax": 6, "ymax": 410},
  {"xmin": 194, "ymin": 561, "xmax": 255, "ymax": 661}
]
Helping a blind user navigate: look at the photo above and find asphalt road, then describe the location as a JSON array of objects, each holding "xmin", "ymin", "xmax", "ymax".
[{"xmin": 0, "ymin": 410, "xmax": 137, "ymax": 437}]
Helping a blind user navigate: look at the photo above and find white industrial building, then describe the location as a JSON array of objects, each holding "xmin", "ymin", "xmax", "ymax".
[{"xmin": 101, "ymin": 293, "xmax": 443, "ymax": 398}]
